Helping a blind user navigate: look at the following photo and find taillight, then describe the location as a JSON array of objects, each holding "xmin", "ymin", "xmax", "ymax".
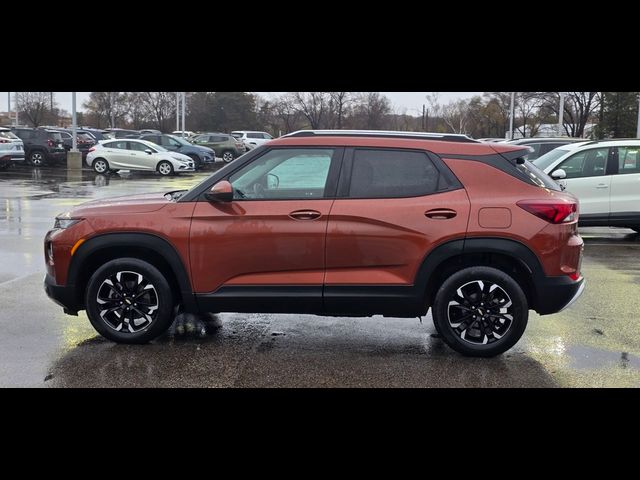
[
  {"xmin": 0, "ymin": 139, "xmax": 8, "ymax": 144},
  {"xmin": 517, "ymin": 200, "xmax": 578, "ymax": 224},
  {"xmin": 47, "ymin": 139, "xmax": 54, "ymax": 147},
  {"xmin": 88, "ymin": 147, "xmax": 96, "ymax": 152}
]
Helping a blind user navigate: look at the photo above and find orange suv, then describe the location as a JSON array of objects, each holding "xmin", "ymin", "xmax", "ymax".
[{"xmin": 44, "ymin": 130, "xmax": 585, "ymax": 357}]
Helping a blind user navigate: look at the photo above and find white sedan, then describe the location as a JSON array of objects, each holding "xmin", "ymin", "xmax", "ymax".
[{"xmin": 86, "ymin": 139, "xmax": 195, "ymax": 175}]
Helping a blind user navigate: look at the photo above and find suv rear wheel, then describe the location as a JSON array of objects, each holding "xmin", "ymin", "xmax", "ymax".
[
  {"xmin": 432, "ymin": 266, "xmax": 528, "ymax": 357},
  {"xmin": 222, "ymin": 150, "xmax": 234, "ymax": 163},
  {"xmin": 29, "ymin": 150, "xmax": 46, "ymax": 166},
  {"xmin": 85, "ymin": 258, "xmax": 175, "ymax": 344}
]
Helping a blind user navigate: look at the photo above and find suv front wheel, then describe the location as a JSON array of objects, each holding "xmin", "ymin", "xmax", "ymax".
[
  {"xmin": 85, "ymin": 258, "xmax": 175, "ymax": 343},
  {"xmin": 432, "ymin": 266, "xmax": 528, "ymax": 357}
]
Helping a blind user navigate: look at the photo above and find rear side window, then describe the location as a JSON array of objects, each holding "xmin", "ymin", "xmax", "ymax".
[
  {"xmin": 248, "ymin": 133, "xmax": 262, "ymax": 139},
  {"xmin": 348, "ymin": 149, "xmax": 442, "ymax": 198},
  {"xmin": 0, "ymin": 131, "xmax": 20, "ymax": 140},
  {"xmin": 616, "ymin": 146, "xmax": 640, "ymax": 174},
  {"xmin": 14, "ymin": 130, "xmax": 33, "ymax": 140},
  {"xmin": 211, "ymin": 135, "xmax": 228, "ymax": 142},
  {"xmin": 104, "ymin": 141, "xmax": 128, "ymax": 149}
]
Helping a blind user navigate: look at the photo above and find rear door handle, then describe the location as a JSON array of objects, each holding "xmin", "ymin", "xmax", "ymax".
[
  {"xmin": 596, "ymin": 184, "xmax": 608, "ymax": 189},
  {"xmin": 289, "ymin": 210, "xmax": 322, "ymax": 220},
  {"xmin": 425, "ymin": 208, "xmax": 457, "ymax": 219}
]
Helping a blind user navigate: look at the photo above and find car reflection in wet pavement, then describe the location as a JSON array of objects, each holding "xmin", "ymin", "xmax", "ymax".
[{"xmin": 1, "ymin": 165, "xmax": 639, "ymax": 387}]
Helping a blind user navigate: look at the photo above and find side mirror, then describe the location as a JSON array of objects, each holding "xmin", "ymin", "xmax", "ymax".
[
  {"xmin": 145, "ymin": 149, "xmax": 153, "ymax": 155},
  {"xmin": 551, "ymin": 169, "xmax": 567, "ymax": 180},
  {"xmin": 205, "ymin": 180, "xmax": 233, "ymax": 202}
]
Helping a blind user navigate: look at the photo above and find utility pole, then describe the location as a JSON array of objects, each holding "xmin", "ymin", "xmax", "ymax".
[
  {"xmin": 422, "ymin": 104, "xmax": 426, "ymax": 131},
  {"xmin": 558, "ymin": 92, "xmax": 565, "ymax": 137},
  {"xmin": 176, "ymin": 92, "xmax": 180, "ymax": 132},
  {"xmin": 7, "ymin": 92, "xmax": 10, "ymax": 122},
  {"xmin": 14, "ymin": 93, "xmax": 18, "ymax": 126},
  {"xmin": 508, "ymin": 92, "xmax": 515, "ymax": 139},
  {"xmin": 181, "ymin": 92, "xmax": 186, "ymax": 137}
]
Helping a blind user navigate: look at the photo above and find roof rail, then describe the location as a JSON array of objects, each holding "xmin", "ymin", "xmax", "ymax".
[{"xmin": 283, "ymin": 129, "xmax": 479, "ymax": 143}]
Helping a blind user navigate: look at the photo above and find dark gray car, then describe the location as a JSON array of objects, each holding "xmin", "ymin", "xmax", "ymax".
[{"xmin": 139, "ymin": 134, "xmax": 215, "ymax": 169}]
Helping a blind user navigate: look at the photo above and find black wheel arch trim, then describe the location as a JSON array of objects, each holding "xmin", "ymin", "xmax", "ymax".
[
  {"xmin": 67, "ymin": 232, "xmax": 197, "ymax": 312},
  {"xmin": 414, "ymin": 236, "xmax": 547, "ymax": 309}
]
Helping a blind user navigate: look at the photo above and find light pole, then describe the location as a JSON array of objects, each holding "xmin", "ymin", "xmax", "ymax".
[
  {"xmin": 508, "ymin": 92, "xmax": 515, "ymax": 139},
  {"xmin": 558, "ymin": 92, "xmax": 565, "ymax": 137},
  {"xmin": 71, "ymin": 92, "xmax": 77, "ymax": 152},
  {"xmin": 181, "ymin": 92, "xmax": 186, "ymax": 137},
  {"xmin": 176, "ymin": 92, "xmax": 180, "ymax": 132},
  {"xmin": 14, "ymin": 92, "xmax": 18, "ymax": 126},
  {"xmin": 636, "ymin": 94, "xmax": 640, "ymax": 138},
  {"xmin": 7, "ymin": 92, "xmax": 10, "ymax": 122}
]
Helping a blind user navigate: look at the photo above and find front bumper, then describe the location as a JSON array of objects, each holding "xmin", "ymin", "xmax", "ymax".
[
  {"xmin": 535, "ymin": 275, "xmax": 585, "ymax": 315},
  {"xmin": 44, "ymin": 273, "xmax": 80, "ymax": 315}
]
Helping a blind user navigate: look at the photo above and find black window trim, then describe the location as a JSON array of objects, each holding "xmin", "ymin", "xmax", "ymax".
[
  {"xmin": 200, "ymin": 145, "xmax": 346, "ymax": 202},
  {"xmin": 337, "ymin": 146, "xmax": 463, "ymax": 200}
]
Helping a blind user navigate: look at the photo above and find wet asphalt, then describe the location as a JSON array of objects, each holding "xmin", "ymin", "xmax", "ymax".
[{"xmin": 1, "ymin": 164, "xmax": 639, "ymax": 388}]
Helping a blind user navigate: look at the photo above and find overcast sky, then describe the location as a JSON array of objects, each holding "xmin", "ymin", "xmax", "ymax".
[{"xmin": 0, "ymin": 92, "xmax": 481, "ymax": 114}]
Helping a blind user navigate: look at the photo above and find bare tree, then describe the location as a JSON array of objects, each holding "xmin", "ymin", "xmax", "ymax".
[
  {"xmin": 515, "ymin": 92, "xmax": 544, "ymax": 137},
  {"xmin": 83, "ymin": 92, "xmax": 130, "ymax": 128},
  {"xmin": 539, "ymin": 92, "xmax": 600, "ymax": 137},
  {"xmin": 139, "ymin": 92, "xmax": 177, "ymax": 131},
  {"xmin": 328, "ymin": 92, "xmax": 355, "ymax": 129},
  {"xmin": 351, "ymin": 92, "xmax": 391, "ymax": 129},
  {"xmin": 291, "ymin": 92, "xmax": 331, "ymax": 129},
  {"xmin": 16, "ymin": 92, "xmax": 51, "ymax": 127},
  {"xmin": 441, "ymin": 99, "xmax": 471, "ymax": 134}
]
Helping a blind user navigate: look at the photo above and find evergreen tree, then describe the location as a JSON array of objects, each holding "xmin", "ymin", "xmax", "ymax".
[{"xmin": 596, "ymin": 92, "xmax": 639, "ymax": 138}]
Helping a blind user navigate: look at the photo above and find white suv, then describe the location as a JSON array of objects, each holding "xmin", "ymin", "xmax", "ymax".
[
  {"xmin": 231, "ymin": 131, "xmax": 274, "ymax": 150},
  {"xmin": 533, "ymin": 139, "xmax": 640, "ymax": 232}
]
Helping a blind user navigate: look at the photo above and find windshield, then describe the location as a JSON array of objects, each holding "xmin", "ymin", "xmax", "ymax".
[
  {"xmin": 532, "ymin": 147, "xmax": 571, "ymax": 171},
  {"xmin": 231, "ymin": 133, "xmax": 243, "ymax": 139},
  {"xmin": 169, "ymin": 135, "xmax": 191, "ymax": 146},
  {"xmin": 148, "ymin": 142, "xmax": 168, "ymax": 152}
]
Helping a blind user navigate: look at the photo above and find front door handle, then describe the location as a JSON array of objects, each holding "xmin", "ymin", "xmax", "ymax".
[
  {"xmin": 289, "ymin": 210, "xmax": 322, "ymax": 220},
  {"xmin": 596, "ymin": 184, "xmax": 609, "ymax": 189},
  {"xmin": 425, "ymin": 208, "xmax": 457, "ymax": 219}
]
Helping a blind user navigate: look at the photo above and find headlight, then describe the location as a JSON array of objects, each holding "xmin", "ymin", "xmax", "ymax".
[{"xmin": 54, "ymin": 217, "xmax": 83, "ymax": 229}]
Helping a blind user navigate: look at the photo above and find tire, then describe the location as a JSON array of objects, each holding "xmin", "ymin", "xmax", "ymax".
[
  {"xmin": 187, "ymin": 154, "xmax": 201, "ymax": 170},
  {"xmin": 29, "ymin": 150, "xmax": 46, "ymax": 167},
  {"xmin": 432, "ymin": 266, "xmax": 528, "ymax": 357},
  {"xmin": 222, "ymin": 150, "xmax": 235, "ymax": 163},
  {"xmin": 92, "ymin": 158, "xmax": 109, "ymax": 174},
  {"xmin": 157, "ymin": 160, "xmax": 174, "ymax": 176},
  {"xmin": 85, "ymin": 258, "xmax": 175, "ymax": 344}
]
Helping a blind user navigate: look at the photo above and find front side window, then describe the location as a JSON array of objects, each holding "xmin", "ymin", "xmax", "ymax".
[
  {"xmin": 129, "ymin": 142, "xmax": 155, "ymax": 152},
  {"xmin": 555, "ymin": 148, "xmax": 609, "ymax": 179},
  {"xmin": 248, "ymin": 133, "xmax": 262, "ymax": 139},
  {"xmin": 229, "ymin": 148, "xmax": 334, "ymax": 200},
  {"xmin": 348, "ymin": 149, "xmax": 441, "ymax": 198}
]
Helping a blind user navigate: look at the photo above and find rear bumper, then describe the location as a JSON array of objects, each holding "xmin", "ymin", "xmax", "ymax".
[
  {"xmin": 44, "ymin": 273, "xmax": 79, "ymax": 315},
  {"xmin": 534, "ymin": 275, "xmax": 585, "ymax": 315}
]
